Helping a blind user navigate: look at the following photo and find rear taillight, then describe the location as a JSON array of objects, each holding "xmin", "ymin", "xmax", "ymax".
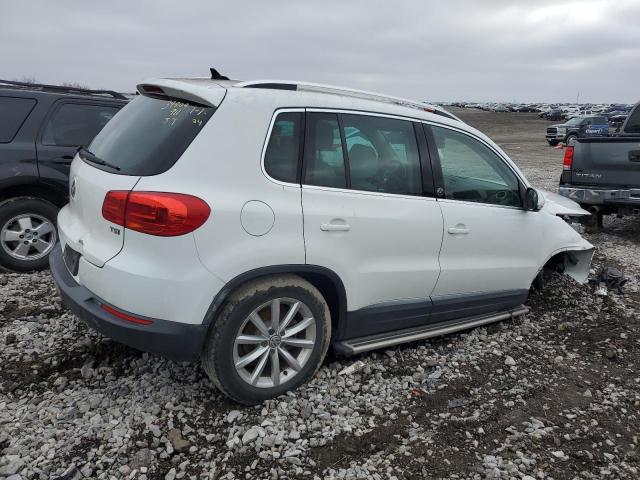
[
  {"xmin": 563, "ymin": 146, "xmax": 574, "ymax": 171},
  {"xmin": 102, "ymin": 191, "xmax": 128, "ymax": 225},
  {"xmin": 102, "ymin": 191, "xmax": 210, "ymax": 236}
]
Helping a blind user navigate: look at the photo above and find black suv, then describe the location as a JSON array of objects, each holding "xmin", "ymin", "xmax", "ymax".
[{"xmin": 0, "ymin": 80, "xmax": 127, "ymax": 272}]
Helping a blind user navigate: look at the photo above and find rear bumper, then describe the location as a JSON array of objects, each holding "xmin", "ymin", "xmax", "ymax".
[
  {"xmin": 558, "ymin": 186, "xmax": 640, "ymax": 209},
  {"xmin": 49, "ymin": 245, "xmax": 207, "ymax": 362}
]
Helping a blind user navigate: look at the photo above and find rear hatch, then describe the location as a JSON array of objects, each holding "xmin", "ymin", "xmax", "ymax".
[
  {"xmin": 59, "ymin": 81, "xmax": 225, "ymax": 267},
  {"xmin": 571, "ymin": 138, "xmax": 640, "ymax": 187}
]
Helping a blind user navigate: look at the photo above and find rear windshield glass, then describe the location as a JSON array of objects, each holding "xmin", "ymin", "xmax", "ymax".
[
  {"xmin": 88, "ymin": 95, "xmax": 215, "ymax": 175},
  {"xmin": 0, "ymin": 96, "xmax": 37, "ymax": 143},
  {"xmin": 625, "ymin": 106, "xmax": 640, "ymax": 134}
]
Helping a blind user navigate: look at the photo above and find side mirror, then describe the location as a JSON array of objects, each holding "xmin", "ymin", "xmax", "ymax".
[{"xmin": 524, "ymin": 187, "xmax": 543, "ymax": 211}]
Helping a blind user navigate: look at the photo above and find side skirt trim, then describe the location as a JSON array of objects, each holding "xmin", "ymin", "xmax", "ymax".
[{"xmin": 334, "ymin": 305, "xmax": 528, "ymax": 356}]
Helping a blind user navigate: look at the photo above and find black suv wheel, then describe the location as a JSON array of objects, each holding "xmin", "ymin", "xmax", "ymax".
[{"xmin": 0, "ymin": 197, "xmax": 59, "ymax": 272}]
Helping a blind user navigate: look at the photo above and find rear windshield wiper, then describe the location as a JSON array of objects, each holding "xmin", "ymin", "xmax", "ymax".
[{"xmin": 78, "ymin": 147, "xmax": 121, "ymax": 171}]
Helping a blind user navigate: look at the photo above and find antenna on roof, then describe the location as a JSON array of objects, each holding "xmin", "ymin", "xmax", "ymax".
[{"xmin": 210, "ymin": 68, "xmax": 229, "ymax": 80}]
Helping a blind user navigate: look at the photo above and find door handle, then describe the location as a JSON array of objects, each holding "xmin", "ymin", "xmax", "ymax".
[
  {"xmin": 320, "ymin": 223, "xmax": 351, "ymax": 232},
  {"xmin": 629, "ymin": 150, "xmax": 640, "ymax": 162},
  {"xmin": 447, "ymin": 225, "xmax": 469, "ymax": 235},
  {"xmin": 52, "ymin": 156, "xmax": 74, "ymax": 164}
]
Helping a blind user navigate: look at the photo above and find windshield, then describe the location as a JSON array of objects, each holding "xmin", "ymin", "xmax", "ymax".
[
  {"xmin": 88, "ymin": 95, "xmax": 215, "ymax": 175},
  {"xmin": 564, "ymin": 117, "xmax": 584, "ymax": 126}
]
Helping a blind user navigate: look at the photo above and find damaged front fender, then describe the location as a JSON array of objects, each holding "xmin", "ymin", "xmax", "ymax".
[
  {"xmin": 554, "ymin": 245, "xmax": 595, "ymax": 284},
  {"xmin": 539, "ymin": 189, "xmax": 590, "ymax": 217}
]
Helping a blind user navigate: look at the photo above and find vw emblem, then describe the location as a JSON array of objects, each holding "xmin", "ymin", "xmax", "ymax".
[{"xmin": 70, "ymin": 177, "xmax": 77, "ymax": 200}]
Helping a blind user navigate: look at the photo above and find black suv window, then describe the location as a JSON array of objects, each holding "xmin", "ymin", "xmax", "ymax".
[
  {"xmin": 431, "ymin": 125, "xmax": 521, "ymax": 208},
  {"xmin": 341, "ymin": 114, "xmax": 421, "ymax": 195},
  {"xmin": 0, "ymin": 97, "xmax": 37, "ymax": 143},
  {"xmin": 88, "ymin": 95, "xmax": 215, "ymax": 176},
  {"xmin": 264, "ymin": 112, "xmax": 303, "ymax": 183},
  {"xmin": 303, "ymin": 113, "xmax": 347, "ymax": 189},
  {"xmin": 42, "ymin": 103, "xmax": 119, "ymax": 147}
]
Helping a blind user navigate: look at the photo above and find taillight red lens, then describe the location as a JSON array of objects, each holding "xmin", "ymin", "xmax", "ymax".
[
  {"xmin": 100, "ymin": 303, "xmax": 153, "ymax": 325},
  {"xmin": 102, "ymin": 191, "xmax": 210, "ymax": 236},
  {"xmin": 563, "ymin": 146, "xmax": 574, "ymax": 171},
  {"xmin": 102, "ymin": 191, "xmax": 128, "ymax": 225}
]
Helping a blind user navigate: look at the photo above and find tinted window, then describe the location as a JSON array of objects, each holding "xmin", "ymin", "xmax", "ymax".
[
  {"xmin": 264, "ymin": 112, "xmax": 303, "ymax": 183},
  {"xmin": 342, "ymin": 114, "xmax": 421, "ymax": 195},
  {"xmin": 303, "ymin": 113, "xmax": 346, "ymax": 188},
  {"xmin": 42, "ymin": 103, "xmax": 119, "ymax": 147},
  {"xmin": 593, "ymin": 117, "xmax": 607, "ymax": 125},
  {"xmin": 0, "ymin": 97, "xmax": 37, "ymax": 143},
  {"xmin": 89, "ymin": 95, "xmax": 215, "ymax": 176},
  {"xmin": 625, "ymin": 106, "xmax": 640, "ymax": 134},
  {"xmin": 431, "ymin": 125, "xmax": 521, "ymax": 208}
]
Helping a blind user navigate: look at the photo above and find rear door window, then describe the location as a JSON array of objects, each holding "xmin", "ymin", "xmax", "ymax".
[
  {"xmin": 303, "ymin": 113, "xmax": 347, "ymax": 189},
  {"xmin": 0, "ymin": 96, "xmax": 37, "ymax": 143},
  {"xmin": 341, "ymin": 114, "xmax": 422, "ymax": 195},
  {"xmin": 88, "ymin": 95, "xmax": 215, "ymax": 175},
  {"xmin": 264, "ymin": 112, "xmax": 303, "ymax": 183},
  {"xmin": 42, "ymin": 103, "xmax": 120, "ymax": 147}
]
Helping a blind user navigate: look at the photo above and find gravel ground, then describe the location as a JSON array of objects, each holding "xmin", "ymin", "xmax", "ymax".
[{"xmin": 1, "ymin": 109, "xmax": 639, "ymax": 480}]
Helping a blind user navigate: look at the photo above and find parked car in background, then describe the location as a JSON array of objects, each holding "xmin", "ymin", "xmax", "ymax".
[
  {"xmin": 541, "ymin": 109, "xmax": 565, "ymax": 121},
  {"xmin": 610, "ymin": 114, "xmax": 629, "ymax": 130},
  {"xmin": 0, "ymin": 79, "xmax": 127, "ymax": 271},
  {"xmin": 50, "ymin": 74, "xmax": 594, "ymax": 404},
  {"xmin": 559, "ymin": 101, "xmax": 640, "ymax": 228},
  {"xmin": 545, "ymin": 115, "xmax": 609, "ymax": 146}
]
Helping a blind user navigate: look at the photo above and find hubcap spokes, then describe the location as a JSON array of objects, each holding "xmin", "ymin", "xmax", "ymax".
[
  {"xmin": 1, "ymin": 214, "xmax": 57, "ymax": 261},
  {"xmin": 233, "ymin": 298, "xmax": 316, "ymax": 389}
]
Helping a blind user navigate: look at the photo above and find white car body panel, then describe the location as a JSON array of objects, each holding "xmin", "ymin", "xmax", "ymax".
[
  {"xmin": 77, "ymin": 230, "xmax": 224, "ymax": 324},
  {"xmin": 433, "ymin": 200, "xmax": 544, "ymax": 296},
  {"xmin": 302, "ymin": 187, "xmax": 444, "ymax": 311}
]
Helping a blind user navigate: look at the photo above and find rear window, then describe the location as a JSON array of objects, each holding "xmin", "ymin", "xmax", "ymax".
[
  {"xmin": 0, "ymin": 96, "xmax": 37, "ymax": 143},
  {"xmin": 42, "ymin": 103, "xmax": 120, "ymax": 147},
  {"xmin": 88, "ymin": 95, "xmax": 215, "ymax": 175},
  {"xmin": 625, "ymin": 106, "xmax": 640, "ymax": 134}
]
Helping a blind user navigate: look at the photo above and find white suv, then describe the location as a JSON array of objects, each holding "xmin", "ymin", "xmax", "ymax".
[{"xmin": 50, "ymin": 75, "xmax": 594, "ymax": 404}]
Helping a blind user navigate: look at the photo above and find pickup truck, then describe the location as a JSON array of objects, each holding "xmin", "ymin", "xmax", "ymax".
[
  {"xmin": 558, "ymin": 102, "xmax": 640, "ymax": 228},
  {"xmin": 0, "ymin": 80, "xmax": 127, "ymax": 272},
  {"xmin": 546, "ymin": 115, "xmax": 609, "ymax": 146}
]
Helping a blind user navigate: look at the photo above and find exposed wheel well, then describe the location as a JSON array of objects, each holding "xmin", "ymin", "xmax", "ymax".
[
  {"xmin": 205, "ymin": 266, "xmax": 348, "ymax": 341},
  {"xmin": 0, "ymin": 184, "xmax": 66, "ymax": 208}
]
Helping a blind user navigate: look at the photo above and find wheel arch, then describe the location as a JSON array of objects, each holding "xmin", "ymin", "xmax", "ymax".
[
  {"xmin": 203, "ymin": 265, "xmax": 348, "ymax": 340},
  {"xmin": 0, "ymin": 182, "xmax": 67, "ymax": 208}
]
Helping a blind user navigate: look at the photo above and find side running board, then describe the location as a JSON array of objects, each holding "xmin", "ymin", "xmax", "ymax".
[{"xmin": 334, "ymin": 305, "xmax": 529, "ymax": 356}]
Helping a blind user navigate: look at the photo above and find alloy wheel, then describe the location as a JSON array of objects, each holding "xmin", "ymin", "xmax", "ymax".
[
  {"xmin": 0, "ymin": 214, "xmax": 57, "ymax": 261},
  {"xmin": 233, "ymin": 298, "xmax": 317, "ymax": 388}
]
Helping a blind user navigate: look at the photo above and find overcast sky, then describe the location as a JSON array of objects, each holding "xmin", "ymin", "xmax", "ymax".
[{"xmin": 1, "ymin": 0, "xmax": 638, "ymax": 103}]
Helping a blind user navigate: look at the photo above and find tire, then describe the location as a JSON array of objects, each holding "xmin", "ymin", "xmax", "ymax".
[
  {"xmin": 565, "ymin": 134, "xmax": 577, "ymax": 146},
  {"xmin": 547, "ymin": 140, "xmax": 559, "ymax": 146},
  {"xmin": 201, "ymin": 275, "xmax": 331, "ymax": 404},
  {"xmin": 0, "ymin": 197, "xmax": 59, "ymax": 273}
]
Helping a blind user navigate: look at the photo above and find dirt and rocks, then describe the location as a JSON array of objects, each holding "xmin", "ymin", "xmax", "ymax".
[{"xmin": 1, "ymin": 108, "xmax": 639, "ymax": 480}]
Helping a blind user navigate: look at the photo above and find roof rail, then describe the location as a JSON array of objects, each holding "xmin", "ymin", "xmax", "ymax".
[
  {"xmin": 0, "ymin": 79, "xmax": 127, "ymax": 100},
  {"xmin": 235, "ymin": 80, "xmax": 460, "ymax": 121}
]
